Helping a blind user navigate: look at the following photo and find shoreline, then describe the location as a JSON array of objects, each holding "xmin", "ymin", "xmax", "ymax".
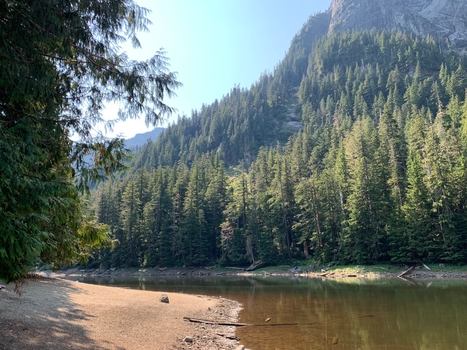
[
  {"xmin": 49, "ymin": 264, "xmax": 467, "ymax": 281},
  {"xmin": 0, "ymin": 277, "xmax": 242, "ymax": 350},
  {"xmin": 2, "ymin": 265, "xmax": 465, "ymax": 350}
]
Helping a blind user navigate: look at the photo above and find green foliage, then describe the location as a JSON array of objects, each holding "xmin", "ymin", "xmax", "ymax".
[{"xmin": 0, "ymin": 0, "xmax": 179, "ymax": 282}]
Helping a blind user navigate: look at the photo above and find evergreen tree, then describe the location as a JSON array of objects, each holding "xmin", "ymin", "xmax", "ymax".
[
  {"xmin": 0, "ymin": 0, "xmax": 179, "ymax": 282},
  {"xmin": 181, "ymin": 160, "xmax": 208, "ymax": 265},
  {"xmin": 343, "ymin": 117, "xmax": 389, "ymax": 263},
  {"xmin": 204, "ymin": 155, "xmax": 227, "ymax": 260},
  {"xmin": 119, "ymin": 179, "xmax": 143, "ymax": 266}
]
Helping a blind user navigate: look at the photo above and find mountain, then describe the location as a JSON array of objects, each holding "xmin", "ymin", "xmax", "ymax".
[
  {"xmin": 90, "ymin": 0, "xmax": 467, "ymax": 269},
  {"xmin": 329, "ymin": 0, "xmax": 467, "ymax": 54},
  {"xmin": 124, "ymin": 128, "xmax": 165, "ymax": 149},
  {"xmin": 129, "ymin": 11, "xmax": 332, "ymax": 168},
  {"xmin": 129, "ymin": 0, "xmax": 467, "ymax": 171}
]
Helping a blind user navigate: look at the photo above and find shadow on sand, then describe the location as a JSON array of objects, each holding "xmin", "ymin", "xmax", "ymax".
[{"xmin": 0, "ymin": 277, "xmax": 122, "ymax": 350}]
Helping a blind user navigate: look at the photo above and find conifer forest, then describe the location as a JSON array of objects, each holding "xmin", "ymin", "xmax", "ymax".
[{"xmin": 87, "ymin": 28, "xmax": 467, "ymax": 269}]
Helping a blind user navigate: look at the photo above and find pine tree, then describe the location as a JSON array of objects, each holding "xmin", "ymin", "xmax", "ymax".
[
  {"xmin": 294, "ymin": 176, "xmax": 322, "ymax": 259},
  {"xmin": 181, "ymin": 160, "xmax": 208, "ymax": 265},
  {"xmin": 170, "ymin": 163, "xmax": 190, "ymax": 265},
  {"xmin": 119, "ymin": 179, "xmax": 143, "ymax": 266},
  {"xmin": 343, "ymin": 117, "xmax": 389, "ymax": 263},
  {"xmin": 204, "ymin": 155, "xmax": 227, "ymax": 260},
  {"xmin": 221, "ymin": 172, "xmax": 250, "ymax": 265}
]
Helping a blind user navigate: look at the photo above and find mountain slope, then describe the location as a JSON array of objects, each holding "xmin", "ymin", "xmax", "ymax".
[
  {"xmin": 130, "ymin": 11, "xmax": 332, "ymax": 169},
  {"xmin": 92, "ymin": 28, "xmax": 467, "ymax": 267},
  {"xmin": 89, "ymin": 0, "xmax": 467, "ymax": 268},
  {"xmin": 132, "ymin": 0, "xmax": 467, "ymax": 171}
]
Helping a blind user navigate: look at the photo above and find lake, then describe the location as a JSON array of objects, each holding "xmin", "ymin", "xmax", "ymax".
[{"xmin": 79, "ymin": 275, "xmax": 467, "ymax": 349}]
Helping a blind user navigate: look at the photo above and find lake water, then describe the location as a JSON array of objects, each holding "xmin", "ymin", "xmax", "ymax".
[{"xmin": 79, "ymin": 275, "xmax": 467, "ymax": 350}]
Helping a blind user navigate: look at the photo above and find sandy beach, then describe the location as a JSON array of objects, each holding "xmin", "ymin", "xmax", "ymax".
[
  {"xmin": 2, "ymin": 264, "xmax": 463, "ymax": 350},
  {"xmin": 0, "ymin": 277, "xmax": 241, "ymax": 350}
]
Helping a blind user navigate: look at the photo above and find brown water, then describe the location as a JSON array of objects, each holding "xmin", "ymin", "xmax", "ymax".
[{"xmin": 80, "ymin": 276, "xmax": 467, "ymax": 350}]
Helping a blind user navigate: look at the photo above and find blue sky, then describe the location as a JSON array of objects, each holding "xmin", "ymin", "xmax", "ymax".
[{"xmin": 107, "ymin": 0, "xmax": 331, "ymax": 138}]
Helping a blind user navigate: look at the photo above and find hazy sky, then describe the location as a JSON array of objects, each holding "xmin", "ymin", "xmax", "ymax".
[{"xmin": 106, "ymin": 0, "xmax": 331, "ymax": 138}]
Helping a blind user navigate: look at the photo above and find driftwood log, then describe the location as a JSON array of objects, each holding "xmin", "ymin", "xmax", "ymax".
[
  {"xmin": 398, "ymin": 265, "xmax": 415, "ymax": 278},
  {"xmin": 421, "ymin": 262, "xmax": 431, "ymax": 271},
  {"xmin": 245, "ymin": 261, "xmax": 264, "ymax": 271}
]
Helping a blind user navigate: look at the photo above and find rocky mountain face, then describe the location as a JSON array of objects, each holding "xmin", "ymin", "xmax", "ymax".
[{"xmin": 327, "ymin": 0, "xmax": 467, "ymax": 53}]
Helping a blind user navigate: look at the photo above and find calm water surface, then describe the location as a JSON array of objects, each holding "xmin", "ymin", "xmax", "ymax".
[{"xmin": 79, "ymin": 275, "xmax": 467, "ymax": 350}]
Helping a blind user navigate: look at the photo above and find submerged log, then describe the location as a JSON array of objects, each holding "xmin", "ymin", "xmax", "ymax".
[
  {"xmin": 183, "ymin": 317, "xmax": 251, "ymax": 326},
  {"xmin": 216, "ymin": 333, "xmax": 240, "ymax": 341},
  {"xmin": 183, "ymin": 317, "xmax": 315, "ymax": 327}
]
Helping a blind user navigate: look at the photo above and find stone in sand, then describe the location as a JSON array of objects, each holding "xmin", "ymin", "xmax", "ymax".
[{"xmin": 159, "ymin": 294, "xmax": 169, "ymax": 303}]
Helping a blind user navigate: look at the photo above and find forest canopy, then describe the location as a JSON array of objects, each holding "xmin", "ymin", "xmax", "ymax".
[
  {"xmin": 0, "ymin": 0, "xmax": 179, "ymax": 282},
  {"xmin": 89, "ymin": 30, "xmax": 467, "ymax": 269}
]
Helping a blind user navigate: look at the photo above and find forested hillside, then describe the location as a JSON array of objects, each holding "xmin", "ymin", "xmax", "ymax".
[
  {"xmin": 130, "ymin": 11, "xmax": 331, "ymax": 169},
  {"xmin": 88, "ymin": 27, "xmax": 467, "ymax": 268}
]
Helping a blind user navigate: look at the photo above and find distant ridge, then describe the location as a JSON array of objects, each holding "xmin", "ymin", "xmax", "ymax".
[{"xmin": 125, "ymin": 127, "xmax": 165, "ymax": 149}]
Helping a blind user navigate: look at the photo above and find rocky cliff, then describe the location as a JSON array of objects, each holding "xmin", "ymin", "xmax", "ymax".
[{"xmin": 328, "ymin": 0, "xmax": 467, "ymax": 53}]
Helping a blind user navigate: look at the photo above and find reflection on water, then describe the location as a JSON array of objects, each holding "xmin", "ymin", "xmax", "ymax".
[{"xmin": 79, "ymin": 275, "xmax": 467, "ymax": 350}]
